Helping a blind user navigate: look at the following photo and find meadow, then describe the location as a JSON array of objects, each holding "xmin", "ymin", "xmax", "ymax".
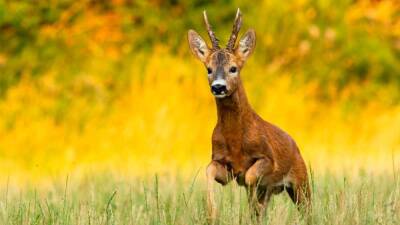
[
  {"xmin": 1, "ymin": 172, "xmax": 399, "ymax": 225},
  {"xmin": 0, "ymin": 0, "xmax": 399, "ymax": 224}
]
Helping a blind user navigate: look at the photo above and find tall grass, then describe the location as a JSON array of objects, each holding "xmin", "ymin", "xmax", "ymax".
[{"xmin": 0, "ymin": 172, "xmax": 399, "ymax": 225}]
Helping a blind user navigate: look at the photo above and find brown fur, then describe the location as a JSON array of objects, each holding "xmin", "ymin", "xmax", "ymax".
[{"xmin": 188, "ymin": 11, "xmax": 310, "ymax": 220}]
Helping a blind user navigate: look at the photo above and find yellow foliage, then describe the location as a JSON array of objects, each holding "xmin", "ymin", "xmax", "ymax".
[{"xmin": 0, "ymin": 48, "xmax": 399, "ymax": 183}]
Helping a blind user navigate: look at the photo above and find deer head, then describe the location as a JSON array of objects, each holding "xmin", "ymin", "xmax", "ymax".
[{"xmin": 188, "ymin": 9, "xmax": 256, "ymax": 98}]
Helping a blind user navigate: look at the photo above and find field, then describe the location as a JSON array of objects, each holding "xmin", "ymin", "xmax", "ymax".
[
  {"xmin": 1, "ymin": 172, "xmax": 399, "ymax": 225},
  {"xmin": 0, "ymin": 0, "xmax": 400, "ymax": 224}
]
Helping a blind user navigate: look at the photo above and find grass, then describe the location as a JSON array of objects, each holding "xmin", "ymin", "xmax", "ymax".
[{"xmin": 1, "ymin": 171, "xmax": 399, "ymax": 225}]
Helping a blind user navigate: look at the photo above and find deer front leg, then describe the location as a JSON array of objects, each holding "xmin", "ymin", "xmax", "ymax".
[
  {"xmin": 245, "ymin": 158, "xmax": 274, "ymax": 218},
  {"xmin": 206, "ymin": 161, "xmax": 230, "ymax": 222}
]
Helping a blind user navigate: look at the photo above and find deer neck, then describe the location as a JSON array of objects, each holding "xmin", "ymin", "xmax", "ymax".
[{"xmin": 215, "ymin": 79, "xmax": 252, "ymax": 131}]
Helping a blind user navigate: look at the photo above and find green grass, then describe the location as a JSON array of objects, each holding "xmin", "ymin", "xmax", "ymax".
[{"xmin": 0, "ymin": 172, "xmax": 399, "ymax": 225}]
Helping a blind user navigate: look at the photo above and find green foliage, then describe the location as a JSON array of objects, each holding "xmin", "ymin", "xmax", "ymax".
[{"xmin": 0, "ymin": 0, "xmax": 399, "ymax": 103}]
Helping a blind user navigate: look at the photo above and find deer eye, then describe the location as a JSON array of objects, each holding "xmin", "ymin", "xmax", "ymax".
[
  {"xmin": 207, "ymin": 67, "xmax": 212, "ymax": 74},
  {"xmin": 229, "ymin": 66, "xmax": 237, "ymax": 73}
]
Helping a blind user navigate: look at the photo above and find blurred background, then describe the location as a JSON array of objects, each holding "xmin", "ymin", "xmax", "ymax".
[{"xmin": 0, "ymin": 0, "xmax": 399, "ymax": 182}]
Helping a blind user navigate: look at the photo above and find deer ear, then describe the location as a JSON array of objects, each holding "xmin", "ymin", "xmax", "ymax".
[
  {"xmin": 188, "ymin": 29, "xmax": 210, "ymax": 62},
  {"xmin": 235, "ymin": 29, "xmax": 256, "ymax": 62}
]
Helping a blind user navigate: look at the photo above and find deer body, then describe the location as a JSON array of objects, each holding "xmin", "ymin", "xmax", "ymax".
[
  {"xmin": 213, "ymin": 85, "xmax": 306, "ymax": 188},
  {"xmin": 188, "ymin": 9, "xmax": 310, "ymax": 220}
]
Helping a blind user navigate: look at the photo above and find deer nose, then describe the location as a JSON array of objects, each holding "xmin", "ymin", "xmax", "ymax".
[
  {"xmin": 211, "ymin": 84, "xmax": 227, "ymax": 94},
  {"xmin": 211, "ymin": 80, "xmax": 227, "ymax": 95}
]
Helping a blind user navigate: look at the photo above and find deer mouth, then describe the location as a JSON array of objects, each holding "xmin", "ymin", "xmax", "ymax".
[
  {"xmin": 212, "ymin": 89, "xmax": 228, "ymax": 98},
  {"xmin": 214, "ymin": 93, "xmax": 227, "ymax": 98}
]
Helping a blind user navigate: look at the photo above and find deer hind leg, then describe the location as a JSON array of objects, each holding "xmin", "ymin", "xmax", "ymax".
[
  {"xmin": 246, "ymin": 184, "xmax": 280, "ymax": 221},
  {"xmin": 286, "ymin": 180, "xmax": 312, "ymax": 225},
  {"xmin": 244, "ymin": 158, "xmax": 274, "ymax": 218},
  {"xmin": 206, "ymin": 161, "xmax": 231, "ymax": 222},
  {"xmin": 246, "ymin": 185, "xmax": 267, "ymax": 219},
  {"xmin": 286, "ymin": 169, "xmax": 311, "ymax": 213}
]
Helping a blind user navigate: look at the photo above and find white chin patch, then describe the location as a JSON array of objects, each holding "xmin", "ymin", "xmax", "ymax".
[{"xmin": 214, "ymin": 93, "xmax": 227, "ymax": 98}]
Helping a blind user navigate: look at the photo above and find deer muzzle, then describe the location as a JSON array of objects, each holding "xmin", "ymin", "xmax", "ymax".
[{"xmin": 211, "ymin": 79, "xmax": 227, "ymax": 98}]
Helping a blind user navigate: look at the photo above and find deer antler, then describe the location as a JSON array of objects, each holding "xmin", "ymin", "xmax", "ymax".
[
  {"xmin": 203, "ymin": 10, "xmax": 220, "ymax": 50},
  {"xmin": 226, "ymin": 8, "xmax": 242, "ymax": 51}
]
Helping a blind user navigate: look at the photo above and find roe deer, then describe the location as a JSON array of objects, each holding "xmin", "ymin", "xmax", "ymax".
[{"xmin": 187, "ymin": 9, "xmax": 311, "ymax": 220}]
